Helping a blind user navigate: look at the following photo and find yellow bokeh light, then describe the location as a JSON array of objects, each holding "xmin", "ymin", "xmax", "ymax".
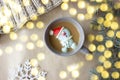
[
  {"xmin": 37, "ymin": 6, "xmax": 45, "ymax": 14},
  {"xmin": 104, "ymin": 50, "xmax": 112, "ymax": 58},
  {"xmin": 96, "ymin": 0, "xmax": 103, "ymax": 3},
  {"xmin": 85, "ymin": 54, "xmax": 93, "ymax": 61},
  {"xmin": 100, "ymin": 3, "xmax": 108, "ymax": 11},
  {"xmin": 69, "ymin": 8, "xmax": 77, "ymax": 16},
  {"xmin": 116, "ymin": 31, "xmax": 120, "ymax": 38},
  {"xmin": 103, "ymin": 20, "xmax": 111, "ymax": 28},
  {"xmin": 70, "ymin": 0, "xmax": 77, "ymax": 2},
  {"xmin": 67, "ymin": 63, "xmax": 82, "ymax": 72},
  {"xmin": 30, "ymin": 14, "xmax": 38, "ymax": 21},
  {"xmin": 15, "ymin": 43, "xmax": 23, "ymax": 51},
  {"xmin": 62, "ymin": 0, "xmax": 69, "ymax": 3},
  {"xmin": 99, "ymin": 55, "xmax": 106, "ymax": 63},
  {"xmin": 71, "ymin": 70, "xmax": 80, "ymax": 78},
  {"xmin": 91, "ymin": 74, "xmax": 99, "ymax": 80},
  {"xmin": 101, "ymin": 71, "xmax": 109, "ymax": 79},
  {"xmin": 87, "ymin": 6, "xmax": 95, "ymax": 14},
  {"xmin": 30, "ymin": 34, "xmax": 38, "ymax": 41},
  {"xmin": 61, "ymin": 3, "xmax": 69, "ymax": 11},
  {"xmin": 6, "ymin": 21, "xmax": 14, "ymax": 28},
  {"xmin": 20, "ymin": 35, "xmax": 28, "ymax": 42},
  {"xmin": 88, "ymin": 44, "xmax": 96, "ymax": 52},
  {"xmin": 97, "ymin": 45, "xmax": 105, "ymax": 52},
  {"xmin": 111, "ymin": 22, "xmax": 119, "ymax": 30},
  {"xmin": 26, "ymin": 22, "xmax": 34, "ymax": 29},
  {"xmin": 36, "ymin": 21, "xmax": 44, "ymax": 29},
  {"xmin": 5, "ymin": 46, "xmax": 13, "ymax": 54},
  {"xmin": 88, "ymin": 34, "xmax": 95, "ymax": 42},
  {"xmin": 9, "ymin": 32, "xmax": 18, "ymax": 40},
  {"xmin": 31, "ymin": 68, "xmax": 38, "ymax": 76},
  {"xmin": 85, "ymin": 13, "xmax": 93, "ymax": 20},
  {"xmin": 114, "ymin": 61, "xmax": 120, "ymax": 69},
  {"xmin": 36, "ymin": 40, "xmax": 44, "ymax": 48},
  {"xmin": 107, "ymin": 30, "xmax": 114, "ymax": 38},
  {"xmin": 95, "ymin": 34, "xmax": 104, "ymax": 42},
  {"xmin": 0, "ymin": 49, "xmax": 3, "ymax": 56},
  {"xmin": 26, "ymin": 42, "xmax": 35, "ymax": 50},
  {"xmin": 96, "ymin": 66, "xmax": 104, "ymax": 73},
  {"xmin": 105, "ymin": 13, "xmax": 114, "ymax": 21},
  {"xmin": 30, "ymin": 59, "xmax": 38, "ymax": 67},
  {"xmin": 2, "ymin": 25, "xmax": 11, "ymax": 33},
  {"xmin": 78, "ymin": 1, "xmax": 86, "ymax": 9},
  {"xmin": 37, "ymin": 53, "xmax": 45, "ymax": 61},
  {"xmin": 118, "ymin": 52, "xmax": 120, "ymax": 58},
  {"xmin": 111, "ymin": 72, "xmax": 119, "ymax": 79},
  {"xmin": 59, "ymin": 71, "xmax": 67, "ymax": 79},
  {"xmin": 103, "ymin": 60, "xmax": 112, "ymax": 69},
  {"xmin": 23, "ymin": 0, "xmax": 31, "ymax": 6},
  {"xmin": 41, "ymin": 0, "xmax": 49, "ymax": 5},
  {"xmin": 97, "ymin": 17, "xmax": 104, "ymax": 24},
  {"xmin": 105, "ymin": 40, "xmax": 113, "ymax": 48},
  {"xmin": 77, "ymin": 13, "xmax": 85, "ymax": 21}
]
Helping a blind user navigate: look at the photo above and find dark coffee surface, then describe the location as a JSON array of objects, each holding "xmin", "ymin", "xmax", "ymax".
[{"xmin": 49, "ymin": 21, "xmax": 80, "ymax": 52}]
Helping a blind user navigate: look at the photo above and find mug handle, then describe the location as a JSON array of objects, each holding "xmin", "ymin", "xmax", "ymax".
[{"xmin": 79, "ymin": 46, "xmax": 91, "ymax": 54}]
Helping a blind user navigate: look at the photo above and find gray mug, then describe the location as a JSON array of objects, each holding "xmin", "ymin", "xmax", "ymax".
[{"xmin": 44, "ymin": 17, "xmax": 91, "ymax": 56}]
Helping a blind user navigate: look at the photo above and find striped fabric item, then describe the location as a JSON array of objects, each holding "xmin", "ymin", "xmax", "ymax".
[{"xmin": 0, "ymin": 0, "xmax": 62, "ymax": 34}]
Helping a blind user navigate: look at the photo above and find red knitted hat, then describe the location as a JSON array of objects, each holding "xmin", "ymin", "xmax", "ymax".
[{"xmin": 49, "ymin": 26, "xmax": 64, "ymax": 38}]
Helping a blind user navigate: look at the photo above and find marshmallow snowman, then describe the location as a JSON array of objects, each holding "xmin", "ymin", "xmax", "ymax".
[{"xmin": 49, "ymin": 26, "xmax": 77, "ymax": 52}]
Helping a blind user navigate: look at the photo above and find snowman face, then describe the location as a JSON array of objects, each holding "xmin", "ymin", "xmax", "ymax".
[{"xmin": 57, "ymin": 28, "xmax": 71, "ymax": 41}]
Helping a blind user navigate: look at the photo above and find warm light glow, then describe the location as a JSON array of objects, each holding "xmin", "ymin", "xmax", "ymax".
[
  {"xmin": 62, "ymin": 0, "xmax": 69, "ymax": 3},
  {"xmin": 67, "ymin": 63, "xmax": 81, "ymax": 72},
  {"xmin": 77, "ymin": 13, "xmax": 85, "ymax": 21},
  {"xmin": 30, "ymin": 59, "xmax": 38, "ymax": 67},
  {"xmin": 69, "ymin": 8, "xmax": 77, "ymax": 16},
  {"xmin": 9, "ymin": 32, "xmax": 18, "ymax": 40},
  {"xmin": 36, "ymin": 21, "xmax": 44, "ymax": 29},
  {"xmin": 26, "ymin": 42, "xmax": 35, "ymax": 50},
  {"xmin": 37, "ymin": 53, "xmax": 45, "ymax": 61},
  {"xmin": 23, "ymin": 0, "xmax": 31, "ymax": 6},
  {"xmin": 59, "ymin": 71, "xmax": 67, "ymax": 79},
  {"xmin": 30, "ymin": 14, "xmax": 38, "ymax": 21},
  {"xmin": 85, "ymin": 54, "xmax": 93, "ymax": 61},
  {"xmin": 2, "ymin": 25, "xmax": 11, "ymax": 33},
  {"xmin": 71, "ymin": 70, "xmax": 80, "ymax": 78},
  {"xmin": 37, "ymin": 6, "xmax": 45, "ymax": 14},
  {"xmin": 36, "ymin": 40, "xmax": 44, "ymax": 48},
  {"xmin": 87, "ymin": 6, "xmax": 95, "ymax": 14},
  {"xmin": 70, "ymin": 0, "xmax": 77, "ymax": 2},
  {"xmin": 61, "ymin": 3, "xmax": 69, "ymax": 11},
  {"xmin": 31, "ymin": 68, "xmax": 38, "ymax": 76},
  {"xmin": 78, "ymin": 1, "xmax": 86, "ymax": 9},
  {"xmin": 41, "ymin": 0, "xmax": 49, "ymax": 5},
  {"xmin": 26, "ymin": 22, "xmax": 34, "ymax": 29},
  {"xmin": 30, "ymin": 34, "xmax": 38, "ymax": 41}
]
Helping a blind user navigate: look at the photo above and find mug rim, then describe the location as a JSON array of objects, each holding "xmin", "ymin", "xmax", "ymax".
[{"xmin": 44, "ymin": 17, "xmax": 85, "ymax": 56}]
